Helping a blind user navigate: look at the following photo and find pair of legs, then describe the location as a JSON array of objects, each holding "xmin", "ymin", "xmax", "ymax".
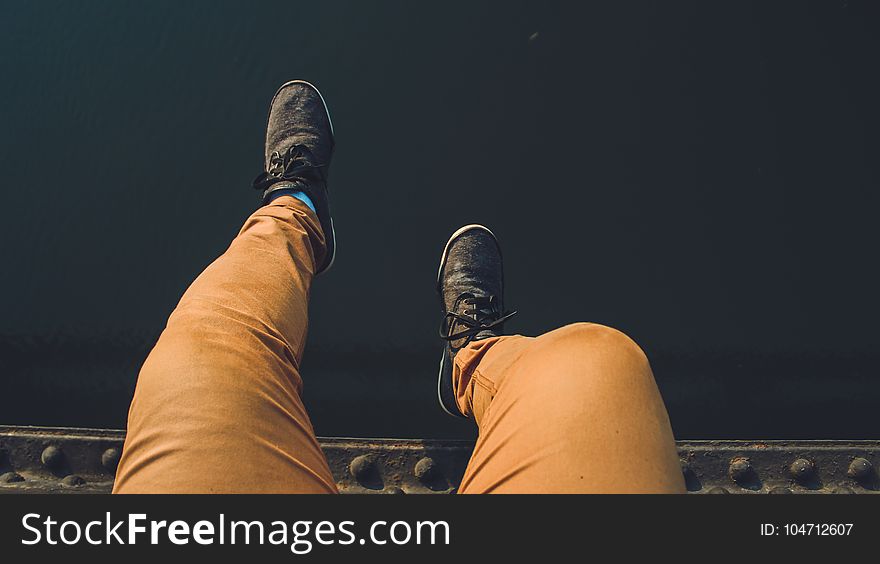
[{"xmin": 113, "ymin": 194, "xmax": 684, "ymax": 493}]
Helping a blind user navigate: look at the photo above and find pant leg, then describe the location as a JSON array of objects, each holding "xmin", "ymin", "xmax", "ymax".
[
  {"xmin": 453, "ymin": 323, "xmax": 684, "ymax": 493},
  {"xmin": 113, "ymin": 196, "xmax": 336, "ymax": 493}
]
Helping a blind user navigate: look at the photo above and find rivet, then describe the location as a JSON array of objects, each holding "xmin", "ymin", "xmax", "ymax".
[
  {"xmin": 61, "ymin": 475, "xmax": 85, "ymax": 487},
  {"xmin": 0, "ymin": 471, "xmax": 24, "ymax": 484},
  {"xmin": 789, "ymin": 458, "xmax": 815, "ymax": 482},
  {"xmin": 768, "ymin": 486, "xmax": 792, "ymax": 494},
  {"xmin": 384, "ymin": 487, "xmax": 406, "ymax": 495},
  {"xmin": 349, "ymin": 455, "xmax": 377, "ymax": 482},
  {"xmin": 847, "ymin": 458, "xmax": 873, "ymax": 481},
  {"xmin": 414, "ymin": 457, "xmax": 439, "ymax": 483},
  {"xmin": 832, "ymin": 486, "xmax": 855, "ymax": 494},
  {"xmin": 101, "ymin": 448, "xmax": 121, "ymax": 473},
  {"xmin": 728, "ymin": 457, "xmax": 753, "ymax": 484},
  {"xmin": 707, "ymin": 486, "xmax": 729, "ymax": 494},
  {"xmin": 41, "ymin": 445, "xmax": 64, "ymax": 470}
]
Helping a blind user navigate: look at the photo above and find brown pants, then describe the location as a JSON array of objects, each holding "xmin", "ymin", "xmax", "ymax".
[{"xmin": 113, "ymin": 197, "xmax": 684, "ymax": 494}]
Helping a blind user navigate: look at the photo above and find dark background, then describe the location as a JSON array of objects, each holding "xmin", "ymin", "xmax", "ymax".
[{"xmin": 1, "ymin": 0, "xmax": 878, "ymax": 440}]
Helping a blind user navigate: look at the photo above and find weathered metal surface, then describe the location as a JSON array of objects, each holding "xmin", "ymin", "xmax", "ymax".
[{"xmin": 0, "ymin": 426, "xmax": 877, "ymax": 494}]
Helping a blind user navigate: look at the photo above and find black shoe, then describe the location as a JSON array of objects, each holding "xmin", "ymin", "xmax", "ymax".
[
  {"xmin": 436, "ymin": 225, "xmax": 516, "ymax": 417},
  {"xmin": 253, "ymin": 80, "xmax": 336, "ymax": 274}
]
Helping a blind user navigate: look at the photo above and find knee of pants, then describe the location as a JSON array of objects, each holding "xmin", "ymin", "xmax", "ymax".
[
  {"xmin": 169, "ymin": 299, "xmax": 261, "ymax": 345},
  {"xmin": 158, "ymin": 300, "xmax": 296, "ymax": 373},
  {"xmin": 520, "ymin": 322, "xmax": 655, "ymax": 400}
]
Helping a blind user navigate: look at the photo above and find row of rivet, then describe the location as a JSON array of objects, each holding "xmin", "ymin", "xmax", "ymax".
[
  {"xmin": 4, "ymin": 447, "xmax": 877, "ymax": 492},
  {"xmin": 41, "ymin": 445, "xmax": 121, "ymax": 472},
  {"xmin": 349, "ymin": 455, "xmax": 443, "ymax": 485},
  {"xmin": 0, "ymin": 445, "xmax": 121, "ymax": 487},
  {"xmin": 729, "ymin": 456, "xmax": 874, "ymax": 483},
  {"xmin": 0, "ymin": 471, "xmax": 88, "ymax": 487},
  {"xmin": 681, "ymin": 456, "xmax": 875, "ymax": 490},
  {"xmin": 705, "ymin": 485, "xmax": 859, "ymax": 495}
]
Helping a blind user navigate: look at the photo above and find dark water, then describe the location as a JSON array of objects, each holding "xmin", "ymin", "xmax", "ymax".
[{"xmin": 1, "ymin": 1, "xmax": 879, "ymax": 439}]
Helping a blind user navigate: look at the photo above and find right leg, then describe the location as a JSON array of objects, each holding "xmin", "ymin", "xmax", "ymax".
[
  {"xmin": 436, "ymin": 225, "xmax": 684, "ymax": 493},
  {"xmin": 453, "ymin": 323, "xmax": 684, "ymax": 493}
]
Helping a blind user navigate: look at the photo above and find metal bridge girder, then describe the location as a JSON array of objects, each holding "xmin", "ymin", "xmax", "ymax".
[{"xmin": 0, "ymin": 427, "xmax": 877, "ymax": 494}]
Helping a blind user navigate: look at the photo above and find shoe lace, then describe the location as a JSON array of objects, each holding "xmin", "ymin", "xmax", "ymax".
[
  {"xmin": 440, "ymin": 293, "xmax": 516, "ymax": 350},
  {"xmin": 252, "ymin": 144, "xmax": 327, "ymax": 193}
]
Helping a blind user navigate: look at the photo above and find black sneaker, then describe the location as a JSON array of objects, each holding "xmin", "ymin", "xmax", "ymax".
[
  {"xmin": 437, "ymin": 225, "xmax": 516, "ymax": 417},
  {"xmin": 253, "ymin": 80, "xmax": 337, "ymax": 274}
]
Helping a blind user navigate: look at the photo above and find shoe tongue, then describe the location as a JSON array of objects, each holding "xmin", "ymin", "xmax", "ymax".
[{"xmin": 444, "ymin": 271, "xmax": 502, "ymax": 311}]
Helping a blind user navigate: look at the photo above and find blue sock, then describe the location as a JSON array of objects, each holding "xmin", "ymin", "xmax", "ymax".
[{"xmin": 268, "ymin": 188, "xmax": 316, "ymax": 214}]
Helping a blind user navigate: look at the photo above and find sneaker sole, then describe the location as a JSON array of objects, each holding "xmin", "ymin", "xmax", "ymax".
[{"xmin": 435, "ymin": 224, "xmax": 500, "ymax": 418}]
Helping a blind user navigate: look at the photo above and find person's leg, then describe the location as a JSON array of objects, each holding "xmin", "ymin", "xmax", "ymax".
[
  {"xmin": 453, "ymin": 324, "xmax": 684, "ymax": 493},
  {"xmin": 115, "ymin": 80, "xmax": 339, "ymax": 493},
  {"xmin": 113, "ymin": 196, "xmax": 335, "ymax": 493},
  {"xmin": 436, "ymin": 225, "xmax": 683, "ymax": 493}
]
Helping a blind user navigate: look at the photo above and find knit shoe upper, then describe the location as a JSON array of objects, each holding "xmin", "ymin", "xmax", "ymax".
[
  {"xmin": 253, "ymin": 80, "xmax": 336, "ymax": 274},
  {"xmin": 436, "ymin": 225, "xmax": 516, "ymax": 417}
]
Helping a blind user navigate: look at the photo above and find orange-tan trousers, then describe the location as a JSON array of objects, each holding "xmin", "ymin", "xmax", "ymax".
[{"xmin": 113, "ymin": 197, "xmax": 684, "ymax": 493}]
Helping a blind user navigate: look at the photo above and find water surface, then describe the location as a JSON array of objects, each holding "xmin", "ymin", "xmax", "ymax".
[{"xmin": 1, "ymin": 1, "xmax": 879, "ymax": 439}]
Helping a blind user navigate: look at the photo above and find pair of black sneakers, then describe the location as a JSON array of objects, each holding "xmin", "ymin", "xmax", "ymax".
[{"xmin": 253, "ymin": 81, "xmax": 514, "ymax": 418}]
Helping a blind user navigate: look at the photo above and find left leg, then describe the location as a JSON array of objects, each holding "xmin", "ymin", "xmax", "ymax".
[
  {"xmin": 114, "ymin": 80, "xmax": 339, "ymax": 493},
  {"xmin": 114, "ymin": 196, "xmax": 335, "ymax": 493}
]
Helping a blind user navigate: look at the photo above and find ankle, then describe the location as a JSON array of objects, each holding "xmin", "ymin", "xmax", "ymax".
[{"xmin": 267, "ymin": 186, "xmax": 316, "ymax": 214}]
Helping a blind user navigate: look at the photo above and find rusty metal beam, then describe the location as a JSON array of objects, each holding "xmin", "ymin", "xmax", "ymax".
[{"xmin": 0, "ymin": 426, "xmax": 876, "ymax": 494}]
